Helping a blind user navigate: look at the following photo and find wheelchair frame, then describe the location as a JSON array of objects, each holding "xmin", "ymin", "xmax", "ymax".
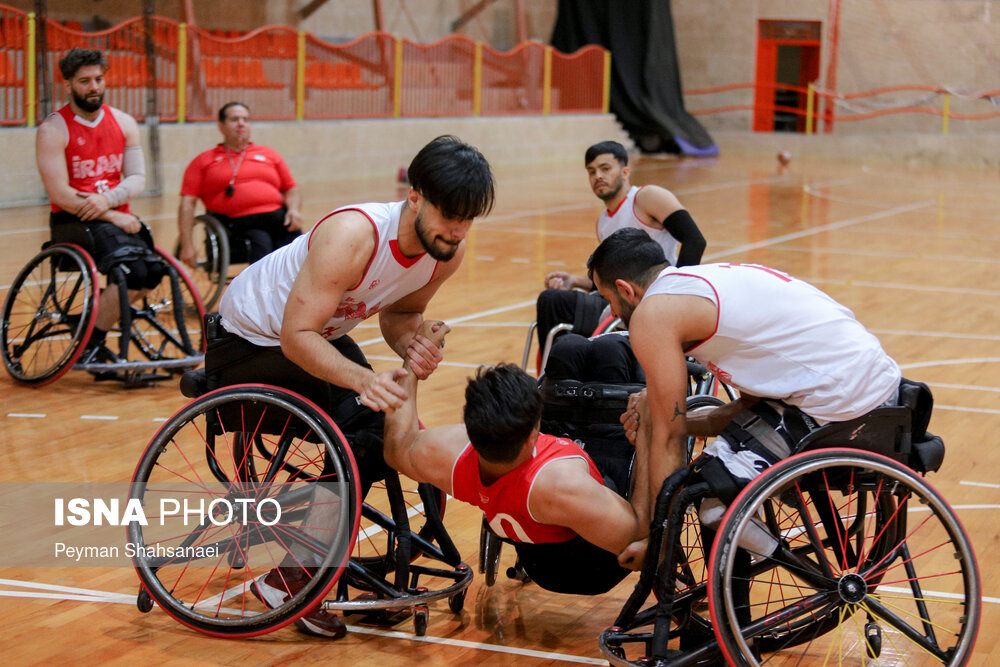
[
  {"xmin": 2, "ymin": 223, "xmax": 205, "ymax": 387},
  {"xmin": 130, "ymin": 380, "xmax": 472, "ymax": 638},
  {"xmin": 599, "ymin": 396, "xmax": 980, "ymax": 666}
]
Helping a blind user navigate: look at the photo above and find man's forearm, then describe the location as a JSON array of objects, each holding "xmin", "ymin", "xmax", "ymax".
[
  {"xmin": 282, "ymin": 330, "xmax": 372, "ymax": 394},
  {"xmin": 380, "ymin": 310, "xmax": 422, "ymax": 359}
]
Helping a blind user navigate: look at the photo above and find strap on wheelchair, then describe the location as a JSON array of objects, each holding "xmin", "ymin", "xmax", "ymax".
[
  {"xmin": 539, "ymin": 378, "xmax": 644, "ymax": 424},
  {"xmin": 722, "ymin": 401, "xmax": 806, "ymax": 465}
]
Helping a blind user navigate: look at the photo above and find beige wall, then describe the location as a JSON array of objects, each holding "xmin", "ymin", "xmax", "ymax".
[
  {"xmin": 0, "ymin": 113, "xmax": 630, "ymax": 208},
  {"xmin": 672, "ymin": 0, "xmax": 1000, "ymax": 134}
]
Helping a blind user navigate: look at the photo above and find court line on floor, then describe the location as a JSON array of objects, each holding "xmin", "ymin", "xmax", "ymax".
[
  {"xmin": 961, "ymin": 481, "xmax": 1000, "ymax": 489},
  {"xmin": 900, "ymin": 357, "xmax": 1000, "ymax": 370}
]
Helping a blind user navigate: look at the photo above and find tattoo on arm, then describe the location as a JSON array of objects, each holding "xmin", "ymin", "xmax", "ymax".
[{"xmin": 672, "ymin": 402, "xmax": 685, "ymax": 422}]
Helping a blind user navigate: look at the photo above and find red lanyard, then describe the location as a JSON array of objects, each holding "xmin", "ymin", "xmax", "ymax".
[{"xmin": 224, "ymin": 146, "xmax": 247, "ymax": 197}]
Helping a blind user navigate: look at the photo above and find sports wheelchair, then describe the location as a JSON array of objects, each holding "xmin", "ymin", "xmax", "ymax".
[
  {"xmin": 479, "ymin": 360, "xmax": 731, "ymax": 589},
  {"xmin": 128, "ymin": 358, "xmax": 472, "ymax": 637},
  {"xmin": 2, "ymin": 222, "xmax": 204, "ymax": 387},
  {"xmin": 599, "ymin": 381, "xmax": 981, "ymax": 665}
]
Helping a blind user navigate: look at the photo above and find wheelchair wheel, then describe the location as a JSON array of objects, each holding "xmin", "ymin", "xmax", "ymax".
[
  {"xmin": 708, "ymin": 449, "xmax": 980, "ymax": 666},
  {"xmin": 125, "ymin": 247, "xmax": 206, "ymax": 365},
  {"xmin": 479, "ymin": 517, "xmax": 503, "ymax": 587},
  {"xmin": 1, "ymin": 244, "xmax": 98, "ymax": 385},
  {"xmin": 175, "ymin": 214, "xmax": 229, "ymax": 312},
  {"xmin": 129, "ymin": 385, "xmax": 362, "ymax": 637}
]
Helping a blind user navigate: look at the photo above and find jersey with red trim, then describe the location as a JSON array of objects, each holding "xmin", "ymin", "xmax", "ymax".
[
  {"xmin": 219, "ymin": 200, "xmax": 439, "ymax": 346},
  {"xmin": 597, "ymin": 185, "xmax": 678, "ymax": 264},
  {"xmin": 53, "ymin": 104, "xmax": 130, "ymax": 213},
  {"xmin": 451, "ymin": 433, "xmax": 604, "ymax": 544},
  {"xmin": 180, "ymin": 143, "xmax": 295, "ymax": 217},
  {"xmin": 643, "ymin": 263, "xmax": 900, "ymax": 422}
]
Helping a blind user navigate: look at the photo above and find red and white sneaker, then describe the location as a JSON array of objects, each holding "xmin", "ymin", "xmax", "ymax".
[{"xmin": 251, "ymin": 567, "xmax": 347, "ymax": 639}]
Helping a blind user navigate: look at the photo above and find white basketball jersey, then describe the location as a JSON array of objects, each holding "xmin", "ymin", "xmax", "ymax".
[
  {"xmin": 597, "ymin": 185, "xmax": 679, "ymax": 265},
  {"xmin": 644, "ymin": 263, "xmax": 900, "ymax": 422},
  {"xmin": 220, "ymin": 201, "xmax": 439, "ymax": 346}
]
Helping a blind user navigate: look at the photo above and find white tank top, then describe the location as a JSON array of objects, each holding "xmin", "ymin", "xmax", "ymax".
[
  {"xmin": 597, "ymin": 185, "xmax": 679, "ymax": 265},
  {"xmin": 220, "ymin": 200, "xmax": 439, "ymax": 346},
  {"xmin": 644, "ymin": 263, "xmax": 900, "ymax": 422}
]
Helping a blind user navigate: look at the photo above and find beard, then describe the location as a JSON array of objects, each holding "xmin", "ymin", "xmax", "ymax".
[
  {"xmin": 415, "ymin": 210, "xmax": 460, "ymax": 261},
  {"xmin": 72, "ymin": 88, "xmax": 104, "ymax": 113},
  {"xmin": 593, "ymin": 173, "xmax": 624, "ymax": 202}
]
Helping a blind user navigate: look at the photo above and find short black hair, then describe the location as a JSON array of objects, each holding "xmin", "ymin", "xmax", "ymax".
[
  {"xmin": 585, "ymin": 141, "xmax": 628, "ymax": 167},
  {"xmin": 218, "ymin": 101, "xmax": 249, "ymax": 123},
  {"xmin": 58, "ymin": 48, "xmax": 107, "ymax": 81},
  {"xmin": 463, "ymin": 364, "xmax": 542, "ymax": 464},
  {"xmin": 408, "ymin": 135, "xmax": 495, "ymax": 221},
  {"xmin": 587, "ymin": 228, "xmax": 668, "ymax": 288}
]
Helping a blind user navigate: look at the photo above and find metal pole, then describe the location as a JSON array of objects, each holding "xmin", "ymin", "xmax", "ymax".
[
  {"xmin": 34, "ymin": 0, "xmax": 50, "ymax": 119},
  {"xmin": 142, "ymin": 0, "xmax": 161, "ymax": 195}
]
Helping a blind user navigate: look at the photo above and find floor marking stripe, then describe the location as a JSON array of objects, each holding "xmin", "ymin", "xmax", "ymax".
[
  {"xmin": 343, "ymin": 624, "xmax": 608, "ymax": 664},
  {"xmin": 934, "ymin": 405, "xmax": 1000, "ymax": 415},
  {"xmin": 899, "ymin": 357, "xmax": 1000, "ymax": 370},
  {"xmin": 80, "ymin": 415, "xmax": 120, "ymax": 421},
  {"xmin": 702, "ymin": 200, "xmax": 934, "ymax": 262},
  {"xmin": 0, "ymin": 590, "xmax": 137, "ymax": 605},
  {"xmin": 871, "ymin": 329, "xmax": 1000, "ymax": 342},
  {"xmin": 960, "ymin": 481, "xmax": 1000, "ymax": 489},
  {"xmin": 7, "ymin": 413, "xmax": 47, "ymax": 418},
  {"xmin": 875, "ymin": 586, "xmax": 1000, "ymax": 606},
  {"xmin": 0, "ymin": 578, "xmax": 132, "ymax": 598}
]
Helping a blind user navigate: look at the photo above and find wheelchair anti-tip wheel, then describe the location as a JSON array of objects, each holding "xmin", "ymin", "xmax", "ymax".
[
  {"xmin": 175, "ymin": 214, "xmax": 229, "ymax": 312},
  {"xmin": 708, "ymin": 448, "xmax": 980, "ymax": 665},
  {"xmin": 2, "ymin": 243, "xmax": 98, "ymax": 385},
  {"xmin": 129, "ymin": 384, "xmax": 362, "ymax": 637}
]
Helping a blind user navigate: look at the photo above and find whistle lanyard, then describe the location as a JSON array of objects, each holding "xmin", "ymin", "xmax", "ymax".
[{"xmin": 224, "ymin": 146, "xmax": 247, "ymax": 196}]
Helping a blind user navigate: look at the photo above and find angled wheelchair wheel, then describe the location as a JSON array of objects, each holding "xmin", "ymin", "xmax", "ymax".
[
  {"xmin": 479, "ymin": 517, "xmax": 503, "ymax": 587},
  {"xmin": 2, "ymin": 244, "xmax": 98, "ymax": 385},
  {"xmin": 685, "ymin": 394, "xmax": 726, "ymax": 461},
  {"xmin": 708, "ymin": 449, "xmax": 980, "ymax": 666},
  {"xmin": 128, "ymin": 384, "xmax": 362, "ymax": 637},
  {"xmin": 176, "ymin": 214, "xmax": 229, "ymax": 312},
  {"xmin": 124, "ymin": 247, "xmax": 206, "ymax": 365}
]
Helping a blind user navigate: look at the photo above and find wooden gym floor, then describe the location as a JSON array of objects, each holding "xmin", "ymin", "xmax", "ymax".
[{"xmin": 0, "ymin": 152, "xmax": 997, "ymax": 665}]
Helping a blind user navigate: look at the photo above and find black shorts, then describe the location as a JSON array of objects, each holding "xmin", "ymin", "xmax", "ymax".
[
  {"xmin": 512, "ymin": 535, "xmax": 631, "ymax": 595},
  {"xmin": 208, "ymin": 207, "xmax": 301, "ymax": 264},
  {"xmin": 204, "ymin": 329, "xmax": 388, "ymax": 495},
  {"xmin": 49, "ymin": 211, "xmax": 164, "ymax": 290}
]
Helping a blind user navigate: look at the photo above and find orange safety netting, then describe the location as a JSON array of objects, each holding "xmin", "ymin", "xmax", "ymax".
[
  {"xmin": 550, "ymin": 45, "xmax": 605, "ymax": 114},
  {"xmin": 303, "ymin": 31, "xmax": 394, "ymax": 120},
  {"xmin": 400, "ymin": 35, "xmax": 475, "ymax": 118},
  {"xmin": 480, "ymin": 41, "xmax": 544, "ymax": 116}
]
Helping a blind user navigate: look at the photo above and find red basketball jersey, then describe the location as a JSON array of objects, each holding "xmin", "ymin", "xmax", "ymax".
[
  {"xmin": 54, "ymin": 104, "xmax": 129, "ymax": 213},
  {"xmin": 450, "ymin": 433, "xmax": 604, "ymax": 544}
]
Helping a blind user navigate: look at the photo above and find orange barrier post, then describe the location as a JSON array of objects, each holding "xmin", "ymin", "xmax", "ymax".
[
  {"xmin": 393, "ymin": 35, "xmax": 402, "ymax": 118},
  {"xmin": 542, "ymin": 45, "xmax": 551, "ymax": 116},
  {"xmin": 472, "ymin": 41, "xmax": 482, "ymax": 116},
  {"xmin": 295, "ymin": 30, "xmax": 305, "ymax": 121},
  {"xmin": 177, "ymin": 23, "xmax": 187, "ymax": 123},
  {"xmin": 602, "ymin": 49, "xmax": 611, "ymax": 114},
  {"xmin": 805, "ymin": 82, "xmax": 814, "ymax": 135},
  {"xmin": 941, "ymin": 92, "xmax": 950, "ymax": 135},
  {"xmin": 26, "ymin": 12, "xmax": 36, "ymax": 126}
]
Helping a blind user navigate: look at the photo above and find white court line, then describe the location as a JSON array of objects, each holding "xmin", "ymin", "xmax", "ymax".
[
  {"xmin": 344, "ymin": 624, "xmax": 608, "ymax": 665},
  {"xmin": 80, "ymin": 415, "xmax": 120, "ymax": 421},
  {"xmin": 7, "ymin": 413, "xmax": 47, "ymax": 418},
  {"xmin": 0, "ymin": 578, "xmax": 133, "ymax": 599},
  {"xmin": 871, "ymin": 329, "xmax": 1000, "ymax": 342},
  {"xmin": 875, "ymin": 586, "xmax": 1000, "ymax": 606},
  {"xmin": 900, "ymin": 357, "xmax": 1000, "ymax": 370},
  {"xmin": 923, "ymin": 382, "xmax": 1000, "ymax": 394},
  {"xmin": 366, "ymin": 356, "xmax": 482, "ymax": 369},
  {"xmin": 935, "ymin": 405, "xmax": 1000, "ymax": 416},
  {"xmin": 910, "ymin": 504, "xmax": 1000, "ymax": 512},
  {"xmin": 701, "ymin": 199, "xmax": 934, "ymax": 262},
  {"xmin": 0, "ymin": 590, "xmax": 137, "ymax": 605},
  {"xmin": 960, "ymin": 481, "xmax": 1000, "ymax": 489}
]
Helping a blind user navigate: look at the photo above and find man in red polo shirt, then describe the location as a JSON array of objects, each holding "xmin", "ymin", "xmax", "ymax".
[{"xmin": 177, "ymin": 102, "xmax": 302, "ymax": 266}]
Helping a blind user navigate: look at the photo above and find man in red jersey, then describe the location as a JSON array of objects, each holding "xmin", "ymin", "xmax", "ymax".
[
  {"xmin": 177, "ymin": 101, "xmax": 302, "ymax": 266},
  {"xmin": 382, "ymin": 322, "xmax": 653, "ymax": 596},
  {"xmin": 36, "ymin": 47, "xmax": 156, "ymax": 357}
]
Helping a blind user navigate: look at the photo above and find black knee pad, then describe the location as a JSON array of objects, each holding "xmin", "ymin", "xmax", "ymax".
[{"xmin": 119, "ymin": 256, "xmax": 166, "ymax": 290}]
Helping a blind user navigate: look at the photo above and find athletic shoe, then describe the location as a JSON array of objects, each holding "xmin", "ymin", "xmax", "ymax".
[{"xmin": 251, "ymin": 567, "xmax": 346, "ymax": 639}]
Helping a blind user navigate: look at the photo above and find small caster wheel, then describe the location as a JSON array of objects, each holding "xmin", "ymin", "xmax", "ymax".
[
  {"xmin": 413, "ymin": 605, "xmax": 428, "ymax": 636},
  {"xmin": 136, "ymin": 588, "xmax": 154, "ymax": 613},
  {"xmin": 609, "ymin": 646, "xmax": 626, "ymax": 659},
  {"xmin": 448, "ymin": 590, "xmax": 466, "ymax": 613},
  {"xmin": 865, "ymin": 621, "xmax": 882, "ymax": 658}
]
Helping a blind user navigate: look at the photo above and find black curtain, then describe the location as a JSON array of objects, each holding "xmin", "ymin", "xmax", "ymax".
[{"xmin": 552, "ymin": 0, "xmax": 717, "ymax": 156}]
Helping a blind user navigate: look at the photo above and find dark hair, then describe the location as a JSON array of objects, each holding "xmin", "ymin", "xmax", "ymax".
[
  {"xmin": 585, "ymin": 141, "xmax": 628, "ymax": 167},
  {"xmin": 587, "ymin": 228, "xmax": 668, "ymax": 288},
  {"xmin": 408, "ymin": 135, "xmax": 495, "ymax": 221},
  {"xmin": 463, "ymin": 364, "xmax": 542, "ymax": 464},
  {"xmin": 218, "ymin": 102, "xmax": 250, "ymax": 123},
  {"xmin": 58, "ymin": 48, "xmax": 108, "ymax": 81}
]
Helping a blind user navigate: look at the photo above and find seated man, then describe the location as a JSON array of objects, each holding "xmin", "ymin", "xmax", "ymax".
[
  {"xmin": 535, "ymin": 140, "xmax": 705, "ymax": 351},
  {"xmin": 383, "ymin": 322, "xmax": 654, "ymax": 596},
  {"xmin": 35, "ymin": 47, "xmax": 159, "ymax": 359},
  {"xmin": 589, "ymin": 228, "xmax": 903, "ymax": 562},
  {"xmin": 178, "ymin": 101, "xmax": 302, "ymax": 267}
]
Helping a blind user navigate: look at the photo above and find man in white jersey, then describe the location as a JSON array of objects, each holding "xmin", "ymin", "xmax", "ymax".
[
  {"xmin": 207, "ymin": 135, "xmax": 495, "ymax": 638},
  {"xmin": 587, "ymin": 228, "xmax": 901, "ymax": 564},
  {"xmin": 534, "ymin": 141, "xmax": 705, "ymax": 353}
]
